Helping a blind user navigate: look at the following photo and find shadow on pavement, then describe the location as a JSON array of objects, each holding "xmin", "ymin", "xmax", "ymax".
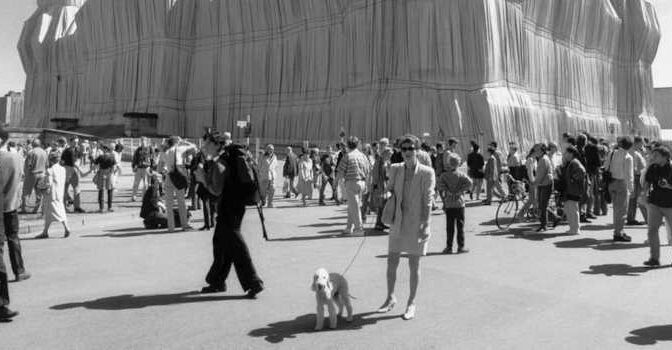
[
  {"xmin": 299, "ymin": 222, "xmax": 345, "ymax": 228},
  {"xmin": 581, "ymin": 264, "xmax": 669, "ymax": 277},
  {"xmin": 479, "ymin": 219, "xmax": 498, "ymax": 226},
  {"xmin": 319, "ymin": 216, "xmax": 347, "ymax": 221},
  {"xmin": 80, "ymin": 228, "xmax": 187, "ymax": 238},
  {"xmin": 508, "ymin": 232, "xmax": 572, "ymax": 241},
  {"xmin": 248, "ymin": 312, "xmax": 399, "ymax": 343},
  {"xmin": 554, "ymin": 238, "xmax": 647, "ymax": 251},
  {"xmin": 50, "ymin": 291, "xmax": 247, "ymax": 311},
  {"xmin": 625, "ymin": 325, "xmax": 672, "ymax": 345},
  {"xmin": 271, "ymin": 230, "xmax": 386, "ymax": 242},
  {"xmin": 375, "ymin": 251, "xmax": 457, "ymax": 258}
]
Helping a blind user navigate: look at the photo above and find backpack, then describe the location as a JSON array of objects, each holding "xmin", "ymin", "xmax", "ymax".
[{"xmin": 224, "ymin": 144, "xmax": 260, "ymax": 206}]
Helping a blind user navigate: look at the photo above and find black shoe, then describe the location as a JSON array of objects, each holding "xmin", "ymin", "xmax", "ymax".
[
  {"xmin": 200, "ymin": 285, "xmax": 226, "ymax": 294},
  {"xmin": 613, "ymin": 234, "xmax": 632, "ymax": 242},
  {"xmin": 198, "ymin": 226, "xmax": 210, "ymax": 231},
  {"xmin": 457, "ymin": 247, "xmax": 469, "ymax": 254},
  {"xmin": 626, "ymin": 220, "xmax": 645, "ymax": 226},
  {"xmin": 442, "ymin": 247, "xmax": 452, "ymax": 254},
  {"xmin": 643, "ymin": 258, "xmax": 661, "ymax": 267},
  {"xmin": 73, "ymin": 208, "xmax": 86, "ymax": 214},
  {"xmin": 246, "ymin": 284, "xmax": 264, "ymax": 299},
  {"xmin": 284, "ymin": 193, "xmax": 291, "ymax": 199},
  {"xmin": 580, "ymin": 217, "xmax": 591, "ymax": 223},
  {"xmin": 319, "ymin": 201, "xmax": 326, "ymax": 206},
  {"xmin": 0, "ymin": 306, "xmax": 18, "ymax": 320},
  {"xmin": 15, "ymin": 272, "xmax": 31, "ymax": 282},
  {"xmin": 586, "ymin": 213, "xmax": 598, "ymax": 220},
  {"xmin": 535, "ymin": 226, "xmax": 547, "ymax": 232}
]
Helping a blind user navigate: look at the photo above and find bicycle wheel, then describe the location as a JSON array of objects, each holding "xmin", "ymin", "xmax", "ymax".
[{"xmin": 496, "ymin": 198, "xmax": 519, "ymax": 230}]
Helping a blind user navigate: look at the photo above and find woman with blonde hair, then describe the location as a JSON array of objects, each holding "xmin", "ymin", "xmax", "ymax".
[{"xmin": 377, "ymin": 134, "xmax": 435, "ymax": 320}]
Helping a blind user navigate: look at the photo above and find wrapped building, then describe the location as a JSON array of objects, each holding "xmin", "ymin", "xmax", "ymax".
[{"xmin": 19, "ymin": 0, "xmax": 661, "ymax": 149}]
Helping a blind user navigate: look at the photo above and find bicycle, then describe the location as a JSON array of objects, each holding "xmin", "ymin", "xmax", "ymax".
[
  {"xmin": 495, "ymin": 175, "xmax": 531, "ymax": 230},
  {"xmin": 496, "ymin": 175, "xmax": 563, "ymax": 231}
]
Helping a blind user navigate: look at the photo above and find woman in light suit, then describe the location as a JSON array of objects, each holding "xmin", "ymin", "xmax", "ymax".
[{"xmin": 377, "ymin": 134, "xmax": 435, "ymax": 320}]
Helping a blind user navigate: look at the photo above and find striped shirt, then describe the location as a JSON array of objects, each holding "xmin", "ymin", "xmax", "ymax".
[{"xmin": 336, "ymin": 149, "xmax": 371, "ymax": 182}]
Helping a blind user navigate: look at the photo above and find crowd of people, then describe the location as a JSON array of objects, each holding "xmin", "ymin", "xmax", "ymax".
[{"xmin": 3, "ymin": 123, "xmax": 672, "ymax": 322}]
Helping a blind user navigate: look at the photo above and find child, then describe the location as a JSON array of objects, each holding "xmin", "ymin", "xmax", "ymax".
[
  {"xmin": 437, "ymin": 154, "xmax": 473, "ymax": 254},
  {"xmin": 297, "ymin": 152, "xmax": 314, "ymax": 206}
]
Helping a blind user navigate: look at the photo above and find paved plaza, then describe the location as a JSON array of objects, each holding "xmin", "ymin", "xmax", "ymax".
[{"xmin": 3, "ymin": 162, "xmax": 672, "ymax": 349}]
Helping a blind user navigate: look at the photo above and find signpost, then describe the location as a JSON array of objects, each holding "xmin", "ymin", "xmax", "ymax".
[{"xmin": 237, "ymin": 115, "xmax": 252, "ymax": 146}]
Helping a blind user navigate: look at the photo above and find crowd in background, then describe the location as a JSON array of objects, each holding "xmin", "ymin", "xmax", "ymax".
[{"xmin": 4, "ymin": 125, "xmax": 672, "ymax": 321}]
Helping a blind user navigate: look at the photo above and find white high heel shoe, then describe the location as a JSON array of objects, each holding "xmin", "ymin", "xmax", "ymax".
[{"xmin": 402, "ymin": 304, "xmax": 416, "ymax": 320}]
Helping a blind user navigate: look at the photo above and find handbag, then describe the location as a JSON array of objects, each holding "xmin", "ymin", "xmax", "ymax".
[
  {"xmin": 381, "ymin": 167, "xmax": 397, "ymax": 226},
  {"xmin": 381, "ymin": 192, "xmax": 396, "ymax": 227},
  {"xmin": 168, "ymin": 149, "xmax": 189, "ymax": 190},
  {"xmin": 602, "ymin": 151, "xmax": 615, "ymax": 186}
]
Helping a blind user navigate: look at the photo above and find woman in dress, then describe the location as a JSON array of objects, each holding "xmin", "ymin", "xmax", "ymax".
[
  {"xmin": 36, "ymin": 152, "xmax": 71, "ymax": 239},
  {"xmin": 297, "ymin": 152, "xmax": 314, "ymax": 206},
  {"xmin": 93, "ymin": 144, "xmax": 117, "ymax": 212},
  {"xmin": 377, "ymin": 134, "xmax": 435, "ymax": 320}
]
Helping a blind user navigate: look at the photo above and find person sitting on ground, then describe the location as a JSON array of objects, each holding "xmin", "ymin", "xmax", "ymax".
[
  {"xmin": 437, "ymin": 153, "xmax": 473, "ymax": 254},
  {"xmin": 141, "ymin": 175, "xmax": 168, "ymax": 229}
]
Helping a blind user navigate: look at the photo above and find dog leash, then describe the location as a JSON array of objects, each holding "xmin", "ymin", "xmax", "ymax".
[{"xmin": 341, "ymin": 234, "xmax": 367, "ymax": 277}]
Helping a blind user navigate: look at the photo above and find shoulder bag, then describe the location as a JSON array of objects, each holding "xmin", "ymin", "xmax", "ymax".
[
  {"xmin": 168, "ymin": 149, "xmax": 189, "ymax": 190},
  {"xmin": 381, "ymin": 166, "xmax": 397, "ymax": 226}
]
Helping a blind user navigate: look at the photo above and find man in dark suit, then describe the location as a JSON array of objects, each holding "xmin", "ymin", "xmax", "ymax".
[{"xmin": 196, "ymin": 132, "xmax": 264, "ymax": 298}]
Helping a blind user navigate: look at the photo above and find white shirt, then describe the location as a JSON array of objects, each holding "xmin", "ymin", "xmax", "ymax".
[{"xmin": 605, "ymin": 148, "xmax": 634, "ymax": 191}]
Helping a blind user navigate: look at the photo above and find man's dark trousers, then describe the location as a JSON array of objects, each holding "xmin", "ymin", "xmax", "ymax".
[
  {"xmin": 3, "ymin": 211, "xmax": 25, "ymax": 277},
  {"xmin": 0, "ymin": 228, "xmax": 9, "ymax": 307},
  {"xmin": 206, "ymin": 204, "xmax": 263, "ymax": 291},
  {"xmin": 444, "ymin": 207, "xmax": 465, "ymax": 250}
]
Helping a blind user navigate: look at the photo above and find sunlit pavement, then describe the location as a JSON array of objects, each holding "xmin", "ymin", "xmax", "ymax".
[{"xmin": 3, "ymin": 163, "xmax": 672, "ymax": 349}]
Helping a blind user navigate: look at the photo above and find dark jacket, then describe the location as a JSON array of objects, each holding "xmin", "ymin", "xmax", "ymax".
[
  {"xmin": 584, "ymin": 143, "xmax": 600, "ymax": 175},
  {"xmin": 562, "ymin": 158, "xmax": 587, "ymax": 201},
  {"xmin": 283, "ymin": 152, "xmax": 298, "ymax": 177},
  {"xmin": 132, "ymin": 146, "xmax": 153, "ymax": 169},
  {"xmin": 467, "ymin": 151, "xmax": 485, "ymax": 179}
]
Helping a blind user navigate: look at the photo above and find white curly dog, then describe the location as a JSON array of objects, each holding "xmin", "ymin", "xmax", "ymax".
[{"xmin": 311, "ymin": 268, "xmax": 353, "ymax": 330}]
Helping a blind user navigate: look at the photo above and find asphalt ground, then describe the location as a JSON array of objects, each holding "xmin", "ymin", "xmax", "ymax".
[{"xmin": 3, "ymin": 162, "xmax": 672, "ymax": 349}]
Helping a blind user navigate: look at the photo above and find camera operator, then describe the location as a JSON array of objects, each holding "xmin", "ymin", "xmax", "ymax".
[{"xmin": 195, "ymin": 132, "xmax": 264, "ymax": 298}]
